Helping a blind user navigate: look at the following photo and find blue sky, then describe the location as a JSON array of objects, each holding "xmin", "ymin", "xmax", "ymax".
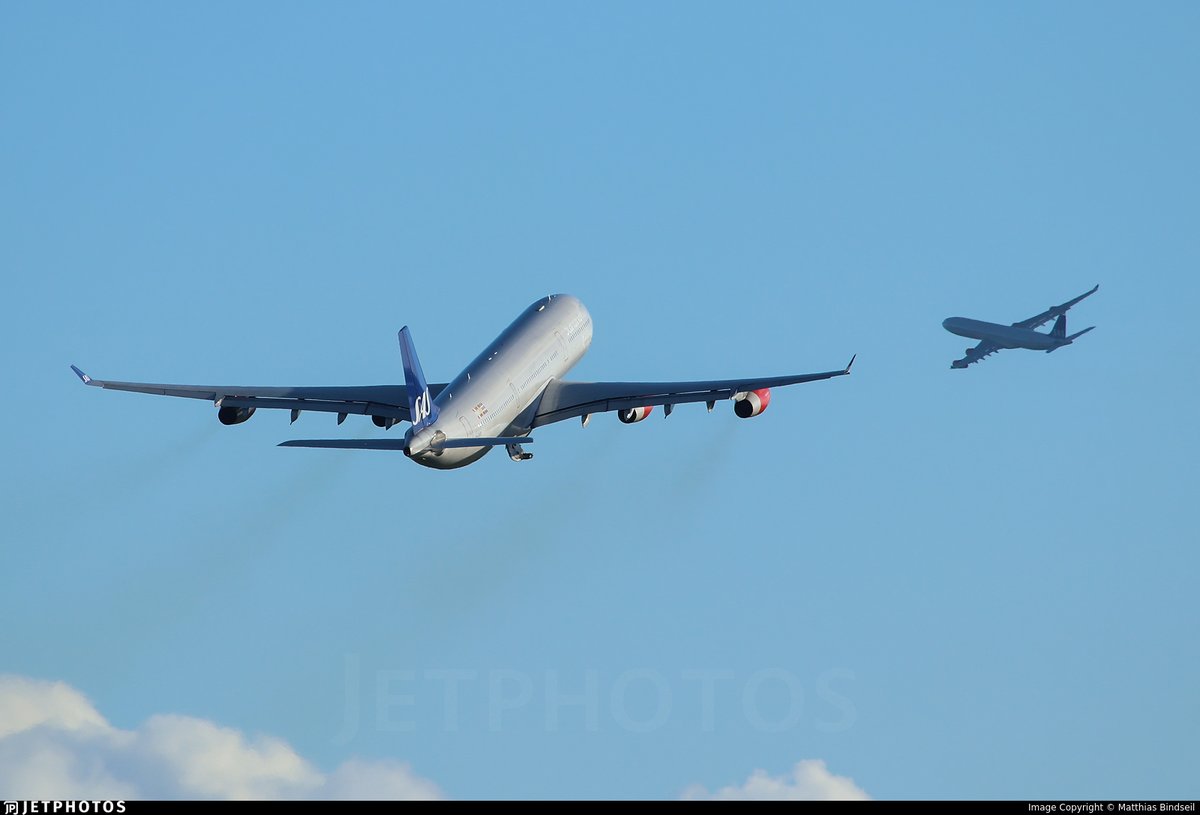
[{"xmin": 2, "ymin": 1, "xmax": 1197, "ymax": 800}]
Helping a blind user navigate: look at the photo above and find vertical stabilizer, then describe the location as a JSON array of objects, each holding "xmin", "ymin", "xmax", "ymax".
[
  {"xmin": 1050, "ymin": 314, "xmax": 1067, "ymax": 339},
  {"xmin": 398, "ymin": 326, "xmax": 438, "ymax": 429}
]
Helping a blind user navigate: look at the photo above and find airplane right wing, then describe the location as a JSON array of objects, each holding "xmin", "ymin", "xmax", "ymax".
[
  {"xmin": 530, "ymin": 357, "xmax": 854, "ymax": 427},
  {"xmin": 950, "ymin": 341, "xmax": 1001, "ymax": 369},
  {"xmin": 71, "ymin": 327, "xmax": 452, "ymax": 429},
  {"xmin": 1011, "ymin": 284, "xmax": 1100, "ymax": 331},
  {"xmin": 70, "ymin": 365, "xmax": 446, "ymax": 425}
]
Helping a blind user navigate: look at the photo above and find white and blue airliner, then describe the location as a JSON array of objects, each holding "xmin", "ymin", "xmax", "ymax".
[
  {"xmin": 942, "ymin": 285, "xmax": 1099, "ymax": 369},
  {"xmin": 73, "ymin": 295, "xmax": 853, "ymax": 469}
]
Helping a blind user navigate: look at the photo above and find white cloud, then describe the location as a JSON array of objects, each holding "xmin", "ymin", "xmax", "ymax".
[
  {"xmin": 1, "ymin": 675, "xmax": 869, "ymax": 801},
  {"xmin": 0, "ymin": 675, "xmax": 442, "ymax": 800},
  {"xmin": 682, "ymin": 759, "xmax": 870, "ymax": 801},
  {"xmin": 0, "ymin": 676, "xmax": 109, "ymax": 739}
]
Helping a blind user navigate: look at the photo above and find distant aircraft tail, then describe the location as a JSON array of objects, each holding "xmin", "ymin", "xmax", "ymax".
[
  {"xmin": 1050, "ymin": 314, "xmax": 1067, "ymax": 339},
  {"xmin": 1047, "ymin": 323, "xmax": 1095, "ymax": 352},
  {"xmin": 398, "ymin": 326, "xmax": 438, "ymax": 429}
]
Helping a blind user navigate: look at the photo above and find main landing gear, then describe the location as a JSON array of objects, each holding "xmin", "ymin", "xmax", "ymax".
[{"xmin": 506, "ymin": 442, "xmax": 533, "ymax": 462}]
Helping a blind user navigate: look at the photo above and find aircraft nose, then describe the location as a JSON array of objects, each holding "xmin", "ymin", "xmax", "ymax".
[{"xmin": 942, "ymin": 318, "xmax": 953, "ymax": 330}]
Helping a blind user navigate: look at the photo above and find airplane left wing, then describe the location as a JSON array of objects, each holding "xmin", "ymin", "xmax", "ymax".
[
  {"xmin": 70, "ymin": 365, "xmax": 446, "ymax": 424},
  {"xmin": 530, "ymin": 356, "xmax": 854, "ymax": 427},
  {"xmin": 950, "ymin": 341, "xmax": 1001, "ymax": 369},
  {"xmin": 1011, "ymin": 284, "xmax": 1099, "ymax": 331}
]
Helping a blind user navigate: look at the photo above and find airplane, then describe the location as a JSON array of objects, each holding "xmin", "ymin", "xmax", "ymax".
[
  {"xmin": 942, "ymin": 285, "xmax": 1099, "ymax": 369},
  {"xmin": 71, "ymin": 295, "xmax": 854, "ymax": 469}
]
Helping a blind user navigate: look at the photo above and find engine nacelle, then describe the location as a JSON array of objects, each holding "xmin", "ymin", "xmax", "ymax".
[
  {"xmin": 617, "ymin": 406, "xmax": 654, "ymax": 424},
  {"xmin": 217, "ymin": 405, "xmax": 256, "ymax": 425},
  {"xmin": 733, "ymin": 388, "xmax": 771, "ymax": 419}
]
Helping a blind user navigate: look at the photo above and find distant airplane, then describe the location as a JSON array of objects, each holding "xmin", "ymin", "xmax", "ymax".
[
  {"xmin": 72, "ymin": 295, "xmax": 854, "ymax": 469},
  {"xmin": 942, "ymin": 285, "xmax": 1099, "ymax": 369}
]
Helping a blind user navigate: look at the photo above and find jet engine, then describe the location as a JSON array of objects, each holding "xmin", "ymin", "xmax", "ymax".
[
  {"xmin": 733, "ymin": 388, "xmax": 771, "ymax": 419},
  {"xmin": 617, "ymin": 406, "xmax": 654, "ymax": 424},
  {"xmin": 217, "ymin": 405, "xmax": 256, "ymax": 425}
]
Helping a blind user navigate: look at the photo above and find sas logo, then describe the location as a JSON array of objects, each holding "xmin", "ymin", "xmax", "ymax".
[{"xmin": 412, "ymin": 390, "xmax": 432, "ymax": 424}]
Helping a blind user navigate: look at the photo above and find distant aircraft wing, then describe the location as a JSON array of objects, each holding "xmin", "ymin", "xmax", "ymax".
[
  {"xmin": 530, "ymin": 356, "xmax": 854, "ymax": 427},
  {"xmin": 70, "ymin": 366, "xmax": 445, "ymax": 423},
  {"xmin": 1011, "ymin": 284, "xmax": 1100, "ymax": 331},
  {"xmin": 950, "ymin": 341, "xmax": 1002, "ymax": 369}
]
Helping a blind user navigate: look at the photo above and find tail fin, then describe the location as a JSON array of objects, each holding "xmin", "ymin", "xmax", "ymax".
[
  {"xmin": 1051, "ymin": 314, "xmax": 1067, "ymax": 339},
  {"xmin": 398, "ymin": 326, "xmax": 438, "ymax": 429}
]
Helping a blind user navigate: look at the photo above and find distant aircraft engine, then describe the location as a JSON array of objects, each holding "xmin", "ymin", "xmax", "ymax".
[
  {"xmin": 617, "ymin": 406, "xmax": 654, "ymax": 424},
  {"xmin": 217, "ymin": 405, "xmax": 255, "ymax": 425},
  {"xmin": 733, "ymin": 388, "xmax": 771, "ymax": 419}
]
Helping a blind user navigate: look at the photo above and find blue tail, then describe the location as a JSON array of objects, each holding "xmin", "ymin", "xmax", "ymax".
[
  {"xmin": 1050, "ymin": 314, "xmax": 1067, "ymax": 339},
  {"xmin": 398, "ymin": 326, "xmax": 438, "ymax": 429}
]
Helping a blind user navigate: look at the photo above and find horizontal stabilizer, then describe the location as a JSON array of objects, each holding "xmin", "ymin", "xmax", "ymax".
[
  {"xmin": 279, "ymin": 439, "xmax": 408, "ymax": 450},
  {"xmin": 435, "ymin": 436, "xmax": 533, "ymax": 449},
  {"xmin": 278, "ymin": 435, "xmax": 533, "ymax": 452},
  {"xmin": 1067, "ymin": 326, "xmax": 1095, "ymax": 341}
]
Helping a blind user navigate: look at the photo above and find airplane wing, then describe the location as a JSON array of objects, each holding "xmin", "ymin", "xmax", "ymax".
[
  {"xmin": 530, "ymin": 356, "xmax": 854, "ymax": 427},
  {"xmin": 1011, "ymin": 284, "xmax": 1100, "ymax": 331},
  {"xmin": 70, "ymin": 365, "xmax": 446, "ymax": 424},
  {"xmin": 950, "ymin": 341, "xmax": 1002, "ymax": 369}
]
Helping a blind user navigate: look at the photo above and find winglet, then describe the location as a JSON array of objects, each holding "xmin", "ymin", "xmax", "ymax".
[
  {"xmin": 70, "ymin": 365, "xmax": 93, "ymax": 385},
  {"xmin": 845, "ymin": 354, "xmax": 856, "ymax": 374}
]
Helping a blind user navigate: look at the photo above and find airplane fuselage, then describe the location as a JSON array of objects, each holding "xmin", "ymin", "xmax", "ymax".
[
  {"xmin": 404, "ymin": 295, "xmax": 593, "ymax": 469},
  {"xmin": 941, "ymin": 317, "xmax": 1061, "ymax": 351}
]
